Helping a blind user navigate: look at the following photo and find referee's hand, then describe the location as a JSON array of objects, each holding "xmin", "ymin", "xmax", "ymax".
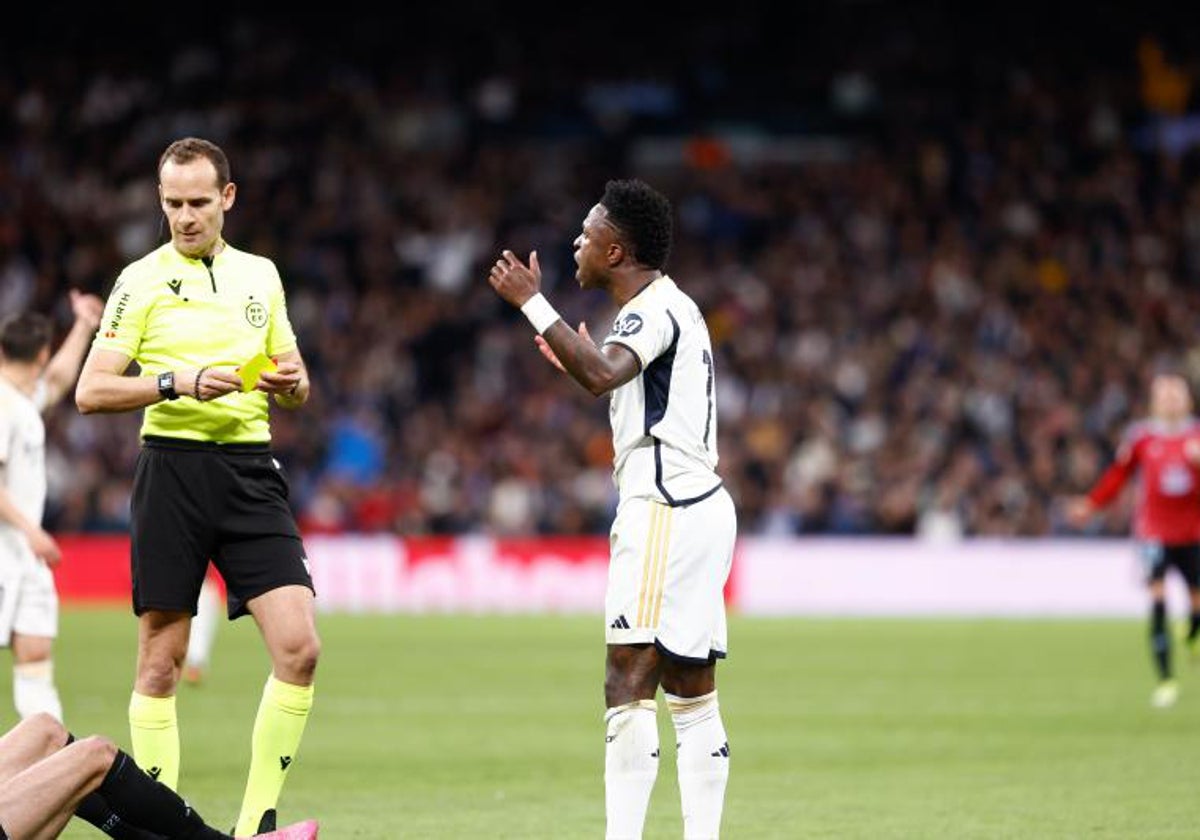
[
  {"xmin": 256, "ymin": 361, "xmax": 303, "ymax": 395},
  {"xmin": 181, "ymin": 367, "xmax": 242, "ymax": 402}
]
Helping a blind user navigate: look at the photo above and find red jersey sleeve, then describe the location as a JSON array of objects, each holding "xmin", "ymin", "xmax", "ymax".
[{"xmin": 1088, "ymin": 432, "xmax": 1142, "ymax": 508}]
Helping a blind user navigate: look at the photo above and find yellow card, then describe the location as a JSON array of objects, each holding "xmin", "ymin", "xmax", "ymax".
[{"xmin": 237, "ymin": 353, "xmax": 277, "ymax": 392}]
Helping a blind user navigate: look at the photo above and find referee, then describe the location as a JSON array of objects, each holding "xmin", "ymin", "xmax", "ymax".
[{"xmin": 76, "ymin": 137, "xmax": 318, "ymax": 837}]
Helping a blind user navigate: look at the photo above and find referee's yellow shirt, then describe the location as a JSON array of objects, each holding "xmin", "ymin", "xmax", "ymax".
[{"xmin": 93, "ymin": 242, "xmax": 299, "ymax": 443}]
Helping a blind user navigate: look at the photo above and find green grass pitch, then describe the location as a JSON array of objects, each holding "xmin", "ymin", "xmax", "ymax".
[{"xmin": 8, "ymin": 610, "xmax": 1200, "ymax": 838}]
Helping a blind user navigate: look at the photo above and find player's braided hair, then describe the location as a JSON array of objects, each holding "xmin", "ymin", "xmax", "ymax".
[{"xmin": 600, "ymin": 179, "xmax": 673, "ymax": 270}]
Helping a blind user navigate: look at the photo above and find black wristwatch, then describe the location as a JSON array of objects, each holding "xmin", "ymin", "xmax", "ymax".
[{"xmin": 157, "ymin": 371, "xmax": 179, "ymax": 401}]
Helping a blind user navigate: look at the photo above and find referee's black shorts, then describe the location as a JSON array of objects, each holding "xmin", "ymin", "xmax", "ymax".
[{"xmin": 131, "ymin": 436, "xmax": 314, "ymax": 619}]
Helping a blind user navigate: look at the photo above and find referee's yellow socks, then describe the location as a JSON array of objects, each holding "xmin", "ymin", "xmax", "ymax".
[
  {"xmin": 235, "ymin": 674, "xmax": 314, "ymax": 836},
  {"xmin": 129, "ymin": 691, "xmax": 179, "ymax": 790}
]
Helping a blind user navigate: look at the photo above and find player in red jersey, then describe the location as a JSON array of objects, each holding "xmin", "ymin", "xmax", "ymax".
[{"xmin": 1068, "ymin": 373, "xmax": 1200, "ymax": 708}]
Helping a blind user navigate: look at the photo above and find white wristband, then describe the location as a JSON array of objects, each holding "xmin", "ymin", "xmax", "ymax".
[{"xmin": 520, "ymin": 293, "xmax": 561, "ymax": 335}]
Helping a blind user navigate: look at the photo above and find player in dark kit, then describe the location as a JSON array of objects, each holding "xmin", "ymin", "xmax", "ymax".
[{"xmin": 1068, "ymin": 373, "xmax": 1200, "ymax": 708}]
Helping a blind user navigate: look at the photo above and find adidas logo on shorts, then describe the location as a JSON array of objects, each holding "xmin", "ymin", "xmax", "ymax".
[{"xmin": 610, "ymin": 615, "xmax": 631, "ymax": 630}]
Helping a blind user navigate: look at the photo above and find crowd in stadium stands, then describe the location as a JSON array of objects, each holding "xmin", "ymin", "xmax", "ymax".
[{"xmin": 4, "ymin": 11, "xmax": 1200, "ymax": 538}]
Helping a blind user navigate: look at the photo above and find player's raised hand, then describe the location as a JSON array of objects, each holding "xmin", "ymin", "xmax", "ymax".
[
  {"xmin": 488, "ymin": 249, "xmax": 541, "ymax": 307},
  {"xmin": 69, "ymin": 289, "xmax": 104, "ymax": 330},
  {"xmin": 534, "ymin": 321, "xmax": 594, "ymax": 372},
  {"xmin": 28, "ymin": 526, "xmax": 62, "ymax": 567}
]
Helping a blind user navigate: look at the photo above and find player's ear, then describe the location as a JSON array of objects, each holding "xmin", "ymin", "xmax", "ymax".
[
  {"xmin": 221, "ymin": 182, "xmax": 237, "ymax": 211},
  {"xmin": 607, "ymin": 240, "xmax": 625, "ymax": 267}
]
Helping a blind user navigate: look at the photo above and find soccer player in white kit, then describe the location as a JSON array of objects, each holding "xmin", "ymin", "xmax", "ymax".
[
  {"xmin": 0, "ymin": 292, "xmax": 103, "ymax": 721},
  {"xmin": 488, "ymin": 179, "xmax": 736, "ymax": 840}
]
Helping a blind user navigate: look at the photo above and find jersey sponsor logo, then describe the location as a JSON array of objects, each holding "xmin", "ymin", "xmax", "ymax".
[
  {"xmin": 611, "ymin": 312, "xmax": 644, "ymax": 337},
  {"xmin": 1160, "ymin": 464, "xmax": 1193, "ymax": 496},
  {"xmin": 167, "ymin": 278, "xmax": 183, "ymax": 296},
  {"xmin": 108, "ymin": 291, "xmax": 131, "ymax": 332},
  {"xmin": 245, "ymin": 301, "xmax": 268, "ymax": 328}
]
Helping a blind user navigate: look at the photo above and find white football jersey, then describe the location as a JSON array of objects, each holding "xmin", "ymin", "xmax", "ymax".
[
  {"xmin": 601, "ymin": 276, "xmax": 722, "ymax": 505},
  {"xmin": 0, "ymin": 375, "xmax": 48, "ymax": 548}
]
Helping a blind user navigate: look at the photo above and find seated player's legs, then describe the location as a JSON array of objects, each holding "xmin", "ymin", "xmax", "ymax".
[
  {"xmin": 0, "ymin": 714, "xmax": 94, "ymax": 840},
  {"xmin": 0, "ymin": 713, "xmax": 63, "ymax": 785}
]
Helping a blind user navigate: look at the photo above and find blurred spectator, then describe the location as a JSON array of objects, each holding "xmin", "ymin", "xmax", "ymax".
[{"xmin": 6, "ymin": 9, "xmax": 1200, "ymax": 537}]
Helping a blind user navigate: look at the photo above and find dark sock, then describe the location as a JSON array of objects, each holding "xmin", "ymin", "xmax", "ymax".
[
  {"xmin": 1151, "ymin": 601, "xmax": 1172, "ymax": 680},
  {"xmin": 1189, "ymin": 610, "xmax": 1200, "ymax": 642},
  {"xmin": 75, "ymin": 791, "xmax": 164, "ymax": 839},
  {"xmin": 97, "ymin": 748, "xmax": 230, "ymax": 840}
]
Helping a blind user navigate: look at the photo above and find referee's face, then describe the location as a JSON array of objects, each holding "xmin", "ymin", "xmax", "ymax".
[{"xmin": 159, "ymin": 157, "xmax": 237, "ymax": 259}]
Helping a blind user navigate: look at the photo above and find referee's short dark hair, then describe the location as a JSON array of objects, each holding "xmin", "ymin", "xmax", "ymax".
[
  {"xmin": 600, "ymin": 179, "xmax": 673, "ymax": 271},
  {"xmin": 158, "ymin": 137, "xmax": 232, "ymax": 188},
  {"xmin": 0, "ymin": 313, "xmax": 52, "ymax": 363}
]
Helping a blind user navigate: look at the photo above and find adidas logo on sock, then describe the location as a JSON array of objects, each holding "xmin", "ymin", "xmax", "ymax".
[
  {"xmin": 711, "ymin": 742, "xmax": 730, "ymax": 758},
  {"xmin": 147, "ymin": 766, "xmax": 162, "ymax": 781},
  {"xmin": 610, "ymin": 615, "xmax": 631, "ymax": 629},
  {"xmin": 650, "ymin": 748, "xmax": 660, "ymax": 758}
]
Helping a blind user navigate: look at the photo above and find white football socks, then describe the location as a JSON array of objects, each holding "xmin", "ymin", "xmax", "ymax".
[
  {"xmin": 666, "ymin": 690, "xmax": 729, "ymax": 840},
  {"xmin": 14, "ymin": 659, "xmax": 63, "ymax": 721},
  {"xmin": 604, "ymin": 699, "xmax": 660, "ymax": 840},
  {"xmin": 185, "ymin": 579, "xmax": 221, "ymax": 671}
]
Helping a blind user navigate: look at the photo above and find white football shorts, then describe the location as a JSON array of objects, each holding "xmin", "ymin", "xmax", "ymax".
[
  {"xmin": 605, "ymin": 487, "xmax": 736, "ymax": 663},
  {"xmin": 0, "ymin": 535, "xmax": 59, "ymax": 648}
]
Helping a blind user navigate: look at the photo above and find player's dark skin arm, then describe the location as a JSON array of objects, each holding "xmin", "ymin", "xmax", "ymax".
[
  {"xmin": 487, "ymin": 248, "xmax": 640, "ymax": 396},
  {"xmin": 538, "ymin": 320, "xmax": 640, "ymax": 397}
]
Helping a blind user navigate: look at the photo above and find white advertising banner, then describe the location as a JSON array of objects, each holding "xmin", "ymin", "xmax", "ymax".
[
  {"xmin": 300, "ymin": 536, "xmax": 1180, "ymax": 617},
  {"xmin": 734, "ymin": 538, "xmax": 1180, "ymax": 617}
]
